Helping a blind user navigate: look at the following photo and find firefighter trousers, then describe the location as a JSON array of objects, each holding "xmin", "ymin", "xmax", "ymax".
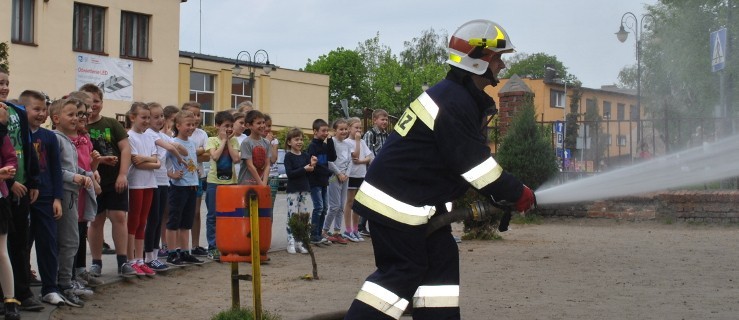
[{"xmin": 345, "ymin": 220, "xmax": 460, "ymax": 319}]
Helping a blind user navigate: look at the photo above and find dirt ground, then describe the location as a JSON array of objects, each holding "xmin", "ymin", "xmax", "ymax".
[{"xmin": 52, "ymin": 219, "xmax": 739, "ymax": 320}]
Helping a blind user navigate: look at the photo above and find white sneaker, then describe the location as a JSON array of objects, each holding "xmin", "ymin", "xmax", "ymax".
[
  {"xmin": 71, "ymin": 280, "xmax": 94, "ymax": 297},
  {"xmin": 296, "ymin": 242, "xmax": 309, "ymax": 254},
  {"xmin": 42, "ymin": 292, "xmax": 66, "ymax": 306},
  {"xmin": 353, "ymin": 232, "xmax": 365, "ymax": 242},
  {"xmin": 287, "ymin": 239, "xmax": 297, "ymax": 254}
]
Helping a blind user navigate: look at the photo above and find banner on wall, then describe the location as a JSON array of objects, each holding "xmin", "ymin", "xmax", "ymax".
[{"xmin": 75, "ymin": 53, "xmax": 133, "ymax": 101}]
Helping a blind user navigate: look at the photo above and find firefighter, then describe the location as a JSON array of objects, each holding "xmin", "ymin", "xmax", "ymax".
[{"xmin": 344, "ymin": 19, "xmax": 536, "ymax": 320}]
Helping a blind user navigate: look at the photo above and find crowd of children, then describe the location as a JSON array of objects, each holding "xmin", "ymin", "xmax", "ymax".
[{"xmin": 0, "ymin": 66, "xmax": 391, "ymax": 317}]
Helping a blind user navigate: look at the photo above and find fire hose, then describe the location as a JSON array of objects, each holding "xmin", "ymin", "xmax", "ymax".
[{"xmin": 425, "ymin": 200, "xmax": 514, "ymax": 236}]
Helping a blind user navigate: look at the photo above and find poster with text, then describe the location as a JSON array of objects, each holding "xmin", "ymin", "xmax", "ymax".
[{"xmin": 75, "ymin": 54, "xmax": 133, "ymax": 101}]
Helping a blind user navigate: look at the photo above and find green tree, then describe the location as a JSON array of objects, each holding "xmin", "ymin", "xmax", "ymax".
[
  {"xmin": 391, "ymin": 28, "xmax": 449, "ymax": 118},
  {"xmin": 496, "ymin": 94, "xmax": 559, "ymax": 189},
  {"xmin": 501, "ymin": 52, "xmax": 574, "ymax": 81},
  {"xmin": 356, "ymin": 33, "xmax": 402, "ymax": 116},
  {"xmin": 627, "ymin": 1, "xmax": 737, "ymax": 149},
  {"xmin": 304, "ymin": 48, "xmax": 368, "ymax": 121}
]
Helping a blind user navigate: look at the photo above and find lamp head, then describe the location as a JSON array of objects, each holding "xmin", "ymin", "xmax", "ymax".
[{"xmin": 616, "ymin": 25, "xmax": 629, "ymax": 43}]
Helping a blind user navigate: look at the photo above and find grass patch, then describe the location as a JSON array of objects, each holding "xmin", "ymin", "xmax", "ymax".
[
  {"xmin": 212, "ymin": 308, "xmax": 282, "ymax": 320},
  {"xmin": 511, "ymin": 213, "xmax": 542, "ymax": 225}
]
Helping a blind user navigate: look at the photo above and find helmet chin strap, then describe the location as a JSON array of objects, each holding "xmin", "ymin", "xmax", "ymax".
[{"xmin": 482, "ymin": 67, "xmax": 500, "ymax": 87}]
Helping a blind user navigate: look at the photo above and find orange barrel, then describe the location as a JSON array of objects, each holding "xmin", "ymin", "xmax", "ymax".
[{"xmin": 215, "ymin": 185, "xmax": 272, "ymax": 263}]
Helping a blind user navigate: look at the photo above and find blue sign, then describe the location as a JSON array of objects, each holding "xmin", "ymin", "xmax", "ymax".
[
  {"xmin": 554, "ymin": 121, "xmax": 564, "ymax": 133},
  {"xmin": 711, "ymin": 28, "xmax": 727, "ymax": 72}
]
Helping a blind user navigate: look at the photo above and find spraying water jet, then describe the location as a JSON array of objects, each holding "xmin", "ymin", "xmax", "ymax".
[{"xmin": 536, "ymin": 134, "xmax": 739, "ymax": 205}]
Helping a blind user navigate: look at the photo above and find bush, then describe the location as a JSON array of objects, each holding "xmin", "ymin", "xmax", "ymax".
[{"xmin": 211, "ymin": 307, "xmax": 281, "ymax": 320}]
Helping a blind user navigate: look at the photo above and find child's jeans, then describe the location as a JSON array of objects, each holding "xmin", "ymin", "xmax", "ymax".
[{"xmin": 309, "ymin": 186, "xmax": 328, "ymax": 241}]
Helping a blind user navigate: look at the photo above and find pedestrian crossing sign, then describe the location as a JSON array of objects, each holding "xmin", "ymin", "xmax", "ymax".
[{"xmin": 711, "ymin": 28, "xmax": 727, "ymax": 72}]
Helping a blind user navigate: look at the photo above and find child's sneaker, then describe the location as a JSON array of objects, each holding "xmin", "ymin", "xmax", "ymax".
[
  {"xmin": 77, "ymin": 270, "xmax": 103, "ymax": 286},
  {"xmin": 180, "ymin": 252, "xmax": 204, "ymax": 265},
  {"xmin": 89, "ymin": 264, "xmax": 102, "ymax": 277},
  {"xmin": 330, "ymin": 234, "xmax": 348, "ymax": 245},
  {"xmin": 130, "ymin": 262, "xmax": 146, "ymax": 276},
  {"xmin": 296, "ymin": 242, "xmax": 309, "ymax": 254},
  {"xmin": 342, "ymin": 231, "xmax": 359, "ymax": 242},
  {"xmin": 119, "ymin": 262, "xmax": 138, "ymax": 276},
  {"xmin": 60, "ymin": 289, "xmax": 84, "ymax": 308},
  {"xmin": 147, "ymin": 259, "xmax": 170, "ymax": 272},
  {"xmin": 137, "ymin": 262, "xmax": 156, "ymax": 276},
  {"xmin": 207, "ymin": 248, "xmax": 221, "ymax": 262},
  {"xmin": 166, "ymin": 253, "xmax": 184, "ymax": 267},
  {"xmin": 70, "ymin": 280, "xmax": 94, "ymax": 297},
  {"xmin": 157, "ymin": 246, "xmax": 169, "ymax": 258},
  {"xmin": 191, "ymin": 246, "xmax": 208, "ymax": 257},
  {"xmin": 353, "ymin": 231, "xmax": 365, "ymax": 242},
  {"xmin": 286, "ymin": 239, "xmax": 296, "ymax": 254}
]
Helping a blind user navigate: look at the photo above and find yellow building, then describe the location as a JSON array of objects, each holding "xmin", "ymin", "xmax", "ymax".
[
  {"xmin": 490, "ymin": 75, "xmax": 646, "ymax": 168},
  {"xmin": 2, "ymin": 0, "xmax": 184, "ymax": 113},
  {"xmin": 2, "ymin": 0, "xmax": 328, "ymax": 133},
  {"xmin": 179, "ymin": 51, "xmax": 329, "ymax": 132}
]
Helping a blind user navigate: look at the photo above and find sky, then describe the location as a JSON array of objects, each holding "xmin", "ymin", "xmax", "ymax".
[{"xmin": 179, "ymin": 0, "xmax": 658, "ymax": 89}]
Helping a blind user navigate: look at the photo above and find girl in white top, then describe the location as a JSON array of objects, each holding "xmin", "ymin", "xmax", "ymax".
[
  {"xmin": 323, "ymin": 119, "xmax": 352, "ymax": 244},
  {"xmin": 142, "ymin": 103, "xmax": 187, "ymax": 271},
  {"xmin": 342, "ymin": 117, "xmax": 372, "ymax": 242},
  {"xmin": 126, "ymin": 102, "xmax": 161, "ymax": 276}
]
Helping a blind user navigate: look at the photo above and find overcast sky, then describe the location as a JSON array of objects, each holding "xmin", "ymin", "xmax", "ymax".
[{"xmin": 179, "ymin": 0, "xmax": 658, "ymax": 89}]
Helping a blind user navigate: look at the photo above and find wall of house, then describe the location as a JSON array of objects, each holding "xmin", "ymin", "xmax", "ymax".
[{"xmin": 1, "ymin": 0, "xmax": 182, "ymax": 117}]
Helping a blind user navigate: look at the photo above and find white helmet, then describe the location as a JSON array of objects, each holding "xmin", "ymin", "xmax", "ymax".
[{"xmin": 447, "ymin": 19, "xmax": 515, "ymax": 75}]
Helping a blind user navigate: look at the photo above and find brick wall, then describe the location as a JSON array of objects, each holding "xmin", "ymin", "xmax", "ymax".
[
  {"xmin": 497, "ymin": 91, "xmax": 531, "ymax": 137},
  {"xmin": 536, "ymin": 191, "xmax": 739, "ymax": 223}
]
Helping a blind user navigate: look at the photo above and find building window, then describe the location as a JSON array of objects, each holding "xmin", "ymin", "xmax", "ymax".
[
  {"xmin": 630, "ymin": 104, "xmax": 639, "ymax": 120},
  {"xmin": 189, "ymin": 72, "xmax": 215, "ymax": 126},
  {"xmin": 586, "ymin": 99, "xmax": 597, "ymax": 116},
  {"xmin": 606, "ymin": 134, "xmax": 612, "ymax": 146},
  {"xmin": 231, "ymin": 77, "xmax": 252, "ymax": 108},
  {"xmin": 617, "ymin": 103, "xmax": 625, "ymax": 120},
  {"xmin": 617, "ymin": 135, "xmax": 627, "ymax": 146},
  {"xmin": 11, "ymin": 0, "xmax": 35, "ymax": 44},
  {"xmin": 120, "ymin": 11, "xmax": 150, "ymax": 59},
  {"xmin": 550, "ymin": 89, "xmax": 565, "ymax": 108},
  {"xmin": 73, "ymin": 3, "xmax": 106, "ymax": 54},
  {"xmin": 603, "ymin": 101, "xmax": 612, "ymax": 119}
]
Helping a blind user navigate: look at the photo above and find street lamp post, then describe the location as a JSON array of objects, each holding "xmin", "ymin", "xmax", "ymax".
[
  {"xmin": 616, "ymin": 12, "xmax": 654, "ymax": 145},
  {"xmin": 232, "ymin": 49, "xmax": 275, "ymax": 103}
]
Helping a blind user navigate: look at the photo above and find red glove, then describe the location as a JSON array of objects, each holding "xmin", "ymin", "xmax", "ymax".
[{"xmin": 514, "ymin": 185, "xmax": 536, "ymax": 213}]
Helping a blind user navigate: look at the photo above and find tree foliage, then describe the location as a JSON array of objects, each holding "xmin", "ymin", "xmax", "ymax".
[
  {"xmin": 502, "ymin": 52, "xmax": 574, "ymax": 81},
  {"xmin": 629, "ymin": 1, "xmax": 736, "ymax": 120},
  {"xmin": 306, "ymin": 29, "xmax": 450, "ymax": 121},
  {"xmin": 496, "ymin": 95, "xmax": 559, "ymax": 189},
  {"xmin": 0, "ymin": 42, "xmax": 8, "ymax": 72},
  {"xmin": 304, "ymin": 48, "xmax": 368, "ymax": 121}
]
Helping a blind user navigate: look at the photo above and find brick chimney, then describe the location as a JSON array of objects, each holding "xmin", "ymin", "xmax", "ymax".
[{"xmin": 496, "ymin": 74, "xmax": 533, "ymax": 137}]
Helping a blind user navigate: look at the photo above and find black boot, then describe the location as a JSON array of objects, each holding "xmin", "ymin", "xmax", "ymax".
[{"xmin": 4, "ymin": 298, "xmax": 21, "ymax": 320}]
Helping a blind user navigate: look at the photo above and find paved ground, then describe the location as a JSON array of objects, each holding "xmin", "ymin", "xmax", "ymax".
[{"xmin": 25, "ymin": 192, "xmax": 294, "ymax": 320}]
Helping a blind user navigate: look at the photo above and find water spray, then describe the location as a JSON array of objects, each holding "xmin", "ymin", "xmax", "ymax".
[{"xmin": 536, "ymin": 134, "xmax": 739, "ymax": 205}]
